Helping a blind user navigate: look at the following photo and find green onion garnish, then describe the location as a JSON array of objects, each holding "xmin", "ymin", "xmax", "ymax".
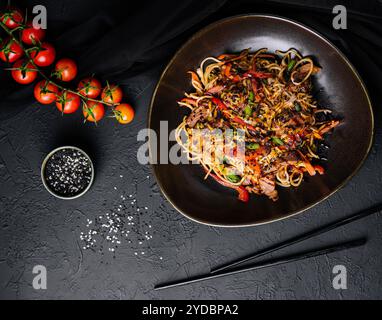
[
  {"xmin": 287, "ymin": 60, "xmax": 296, "ymax": 72},
  {"xmin": 226, "ymin": 174, "xmax": 241, "ymax": 183},
  {"xmin": 247, "ymin": 143, "xmax": 260, "ymax": 150},
  {"xmin": 272, "ymin": 137, "xmax": 284, "ymax": 146}
]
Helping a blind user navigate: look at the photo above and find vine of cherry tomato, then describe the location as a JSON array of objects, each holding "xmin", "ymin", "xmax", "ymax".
[
  {"xmin": 77, "ymin": 77, "xmax": 102, "ymax": 99},
  {"xmin": 54, "ymin": 58, "xmax": 77, "ymax": 82},
  {"xmin": 0, "ymin": 6, "xmax": 134, "ymax": 125},
  {"xmin": 114, "ymin": 103, "xmax": 135, "ymax": 124},
  {"xmin": 11, "ymin": 59, "xmax": 37, "ymax": 84},
  {"xmin": 0, "ymin": 38, "xmax": 24, "ymax": 63},
  {"xmin": 83, "ymin": 101, "xmax": 105, "ymax": 122},
  {"xmin": 101, "ymin": 84, "xmax": 123, "ymax": 104},
  {"xmin": 30, "ymin": 42, "xmax": 56, "ymax": 67},
  {"xmin": 56, "ymin": 91, "xmax": 81, "ymax": 114},
  {"xmin": 0, "ymin": 8, "xmax": 23, "ymax": 29},
  {"xmin": 34, "ymin": 80, "xmax": 59, "ymax": 104},
  {"xmin": 21, "ymin": 22, "xmax": 46, "ymax": 45}
]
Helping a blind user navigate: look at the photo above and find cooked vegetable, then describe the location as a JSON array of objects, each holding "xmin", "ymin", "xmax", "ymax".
[
  {"xmin": 247, "ymin": 143, "xmax": 260, "ymax": 150},
  {"xmin": 272, "ymin": 137, "xmax": 284, "ymax": 146},
  {"xmin": 287, "ymin": 59, "xmax": 296, "ymax": 72},
  {"xmin": 226, "ymin": 174, "xmax": 240, "ymax": 183},
  {"xmin": 244, "ymin": 105, "xmax": 252, "ymax": 117}
]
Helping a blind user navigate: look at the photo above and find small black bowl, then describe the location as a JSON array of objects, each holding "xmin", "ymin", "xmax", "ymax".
[{"xmin": 41, "ymin": 146, "xmax": 94, "ymax": 200}]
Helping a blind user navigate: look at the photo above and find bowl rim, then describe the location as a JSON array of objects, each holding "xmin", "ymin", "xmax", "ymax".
[
  {"xmin": 147, "ymin": 14, "xmax": 375, "ymax": 227},
  {"xmin": 41, "ymin": 145, "xmax": 95, "ymax": 200}
]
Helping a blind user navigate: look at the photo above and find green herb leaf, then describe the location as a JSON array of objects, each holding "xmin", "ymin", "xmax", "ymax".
[
  {"xmin": 287, "ymin": 59, "xmax": 296, "ymax": 72},
  {"xmin": 226, "ymin": 174, "xmax": 240, "ymax": 183},
  {"xmin": 246, "ymin": 142, "xmax": 260, "ymax": 150},
  {"xmin": 294, "ymin": 102, "xmax": 301, "ymax": 112},
  {"xmin": 248, "ymin": 91, "xmax": 254, "ymax": 102},
  {"xmin": 272, "ymin": 137, "xmax": 284, "ymax": 146},
  {"xmin": 244, "ymin": 105, "xmax": 252, "ymax": 117}
]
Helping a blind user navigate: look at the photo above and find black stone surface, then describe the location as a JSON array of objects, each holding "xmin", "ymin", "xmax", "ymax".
[{"xmin": 0, "ymin": 0, "xmax": 382, "ymax": 299}]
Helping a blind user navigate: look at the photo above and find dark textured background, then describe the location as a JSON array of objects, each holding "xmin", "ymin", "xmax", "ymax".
[{"xmin": 0, "ymin": 0, "xmax": 382, "ymax": 299}]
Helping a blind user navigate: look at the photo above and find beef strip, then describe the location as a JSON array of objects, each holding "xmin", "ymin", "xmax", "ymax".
[
  {"xmin": 259, "ymin": 175, "xmax": 279, "ymax": 201},
  {"xmin": 186, "ymin": 106, "xmax": 209, "ymax": 128}
]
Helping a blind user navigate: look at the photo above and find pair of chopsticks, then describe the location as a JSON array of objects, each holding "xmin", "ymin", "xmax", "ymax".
[{"xmin": 154, "ymin": 203, "xmax": 382, "ymax": 290}]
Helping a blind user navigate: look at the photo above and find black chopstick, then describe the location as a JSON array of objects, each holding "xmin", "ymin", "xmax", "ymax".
[
  {"xmin": 154, "ymin": 238, "xmax": 366, "ymax": 290},
  {"xmin": 211, "ymin": 203, "xmax": 382, "ymax": 274}
]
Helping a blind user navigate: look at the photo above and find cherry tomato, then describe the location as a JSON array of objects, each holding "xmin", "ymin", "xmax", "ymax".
[
  {"xmin": 54, "ymin": 58, "xmax": 77, "ymax": 82},
  {"xmin": 21, "ymin": 22, "xmax": 46, "ymax": 45},
  {"xmin": 83, "ymin": 101, "xmax": 105, "ymax": 122},
  {"xmin": 34, "ymin": 80, "xmax": 59, "ymax": 104},
  {"xmin": 114, "ymin": 103, "xmax": 134, "ymax": 124},
  {"xmin": 56, "ymin": 91, "xmax": 81, "ymax": 114},
  {"xmin": 0, "ymin": 38, "xmax": 24, "ymax": 63},
  {"xmin": 77, "ymin": 77, "xmax": 102, "ymax": 99},
  {"xmin": 0, "ymin": 8, "xmax": 23, "ymax": 29},
  {"xmin": 101, "ymin": 84, "xmax": 123, "ymax": 104},
  {"xmin": 31, "ymin": 42, "xmax": 56, "ymax": 67},
  {"xmin": 11, "ymin": 59, "xmax": 37, "ymax": 84}
]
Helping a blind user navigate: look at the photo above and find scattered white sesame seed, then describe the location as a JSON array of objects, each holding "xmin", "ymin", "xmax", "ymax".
[{"xmin": 80, "ymin": 177, "xmax": 155, "ymax": 256}]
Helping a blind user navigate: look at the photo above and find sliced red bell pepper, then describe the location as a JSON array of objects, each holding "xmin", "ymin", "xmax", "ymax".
[
  {"xmin": 224, "ymin": 63, "xmax": 232, "ymax": 77},
  {"xmin": 237, "ymin": 186, "xmax": 250, "ymax": 202},
  {"xmin": 304, "ymin": 161, "xmax": 316, "ymax": 176},
  {"xmin": 208, "ymin": 171, "xmax": 249, "ymax": 202},
  {"xmin": 180, "ymin": 98, "xmax": 197, "ymax": 106},
  {"xmin": 314, "ymin": 165, "xmax": 325, "ymax": 175},
  {"xmin": 231, "ymin": 75, "xmax": 242, "ymax": 82},
  {"xmin": 212, "ymin": 97, "xmax": 229, "ymax": 110},
  {"xmin": 232, "ymin": 116, "xmax": 257, "ymax": 132}
]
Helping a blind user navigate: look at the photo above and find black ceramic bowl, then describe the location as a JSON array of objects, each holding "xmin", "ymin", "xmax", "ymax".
[
  {"xmin": 148, "ymin": 15, "xmax": 374, "ymax": 227},
  {"xmin": 41, "ymin": 146, "xmax": 94, "ymax": 200}
]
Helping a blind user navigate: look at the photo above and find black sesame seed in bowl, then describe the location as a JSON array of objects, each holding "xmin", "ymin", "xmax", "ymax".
[{"xmin": 41, "ymin": 146, "xmax": 94, "ymax": 199}]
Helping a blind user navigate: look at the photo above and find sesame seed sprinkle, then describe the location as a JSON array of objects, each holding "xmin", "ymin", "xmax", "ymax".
[{"xmin": 79, "ymin": 187, "xmax": 159, "ymax": 259}]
